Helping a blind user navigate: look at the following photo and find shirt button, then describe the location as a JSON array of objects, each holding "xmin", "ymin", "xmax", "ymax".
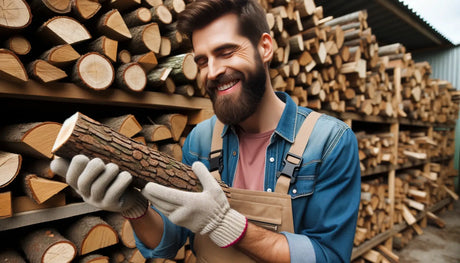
[
  {"xmin": 232, "ymin": 151, "xmax": 237, "ymax": 156},
  {"xmin": 267, "ymin": 188, "xmax": 272, "ymax": 192},
  {"xmin": 269, "ymin": 157, "xmax": 275, "ymax": 162},
  {"xmin": 292, "ymin": 189, "xmax": 297, "ymax": 194}
]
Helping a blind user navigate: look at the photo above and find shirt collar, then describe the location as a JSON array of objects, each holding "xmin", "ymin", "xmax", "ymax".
[
  {"xmin": 274, "ymin": 91, "xmax": 298, "ymax": 143},
  {"xmin": 219, "ymin": 91, "xmax": 298, "ymax": 143}
]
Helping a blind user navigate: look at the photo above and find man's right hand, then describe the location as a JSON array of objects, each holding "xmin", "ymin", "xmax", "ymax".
[{"xmin": 51, "ymin": 154, "xmax": 148, "ymax": 219}]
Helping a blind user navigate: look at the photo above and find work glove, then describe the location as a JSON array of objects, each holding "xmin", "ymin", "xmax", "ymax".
[
  {"xmin": 50, "ymin": 155, "xmax": 148, "ymax": 219},
  {"xmin": 141, "ymin": 161, "xmax": 248, "ymax": 248}
]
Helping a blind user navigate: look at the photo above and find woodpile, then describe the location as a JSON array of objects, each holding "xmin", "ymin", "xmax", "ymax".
[
  {"xmin": 354, "ymin": 178, "xmax": 392, "ymax": 247},
  {"xmin": 0, "ymin": 214, "xmax": 148, "ymax": 263},
  {"xmin": 356, "ymin": 130, "xmax": 396, "ymax": 173},
  {"xmin": 0, "ymin": 0, "xmax": 199, "ymax": 95}
]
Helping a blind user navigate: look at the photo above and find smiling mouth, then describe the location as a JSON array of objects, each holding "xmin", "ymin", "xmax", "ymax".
[{"xmin": 217, "ymin": 80, "xmax": 239, "ymax": 91}]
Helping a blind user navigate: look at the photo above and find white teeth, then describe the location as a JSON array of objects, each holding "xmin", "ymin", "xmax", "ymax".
[{"xmin": 217, "ymin": 80, "xmax": 238, "ymax": 91}]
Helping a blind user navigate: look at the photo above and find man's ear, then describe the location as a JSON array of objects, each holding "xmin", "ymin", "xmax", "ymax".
[{"xmin": 258, "ymin": 33, "xmax": 273, "ymax": 64}]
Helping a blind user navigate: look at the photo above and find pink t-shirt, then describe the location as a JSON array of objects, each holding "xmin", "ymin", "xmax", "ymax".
[{"xmin": 233, "ymin": 128, "xmax": 274, "ymax": 191}]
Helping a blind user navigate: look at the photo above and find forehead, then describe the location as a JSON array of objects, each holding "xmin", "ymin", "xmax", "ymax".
[{"xmin": 192, "ymin": 13, "xmax": 247, "ymax": 54}]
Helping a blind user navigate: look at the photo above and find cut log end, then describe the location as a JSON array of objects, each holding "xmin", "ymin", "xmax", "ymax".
[
  {"xmin": 52, "ymin": 112, "xmax": 79, "ymax": 154},
  {"xmin": 73, "ymin": 52, "xmax": 114, "ymax": 90}
]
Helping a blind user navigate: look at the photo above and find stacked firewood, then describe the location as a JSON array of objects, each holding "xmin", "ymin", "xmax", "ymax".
[
  {"xmin": 394, "ymin": 163, "xmax": 458, "ymax": 226},
  {"xmin": 0, "ymin": 213, "xmax": 151, "ymax": 263},
  {"xmin": 1, "ymin": 0, "xmax": 200, "ymax": 95},
  {"xmin": 355, "ymin": 131, "xmax": 396, "ymax": 173},
  {"xmin": 397, "ymin": 130, "xmax": 431, "ymax": 165},
  {"xmin": 354, "ymin": 178, "xmax": 392, "ymax": 247},
  {"xmin": 400, "ymin": 62, "xmax": 459, "ymax": 123}
]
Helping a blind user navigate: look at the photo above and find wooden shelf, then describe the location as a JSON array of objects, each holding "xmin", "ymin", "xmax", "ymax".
[
  {"xmin": 0, "ymin": 79, "xmax": 212, "ymax": 111},
  {"xmin": 0, "ymin": 202, "xmax": 101, "ymax": 232}
]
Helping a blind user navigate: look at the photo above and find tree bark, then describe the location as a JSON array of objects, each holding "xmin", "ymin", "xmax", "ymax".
[
  {"xmin": 21, "ymin": 228, "xmax": 77, "ymax": 263},
  {"xmin": 66, "ymin": 215, "xmax": 119, "ymax": 255},
  {"xmin": 52, "ymin": 112, "xmax": 204, "ymax": 192}
]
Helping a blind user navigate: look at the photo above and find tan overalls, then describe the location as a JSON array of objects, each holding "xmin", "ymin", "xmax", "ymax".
[{"xmin": 194, "ymin": 112, "xmax": 322, "ymax": 262}]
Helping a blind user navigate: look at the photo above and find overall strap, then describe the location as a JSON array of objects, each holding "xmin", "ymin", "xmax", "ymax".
[
  {"xmin": 275, "ymin": 111, "xmax": 322, "ymax": 194},
  {"xmin": 209, "ymin": 119, "xmax": 225, "ymax": 180}
]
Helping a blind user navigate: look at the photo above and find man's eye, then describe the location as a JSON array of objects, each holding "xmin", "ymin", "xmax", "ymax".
[
  {"xmin": 196, "ymin": 60, "xmax": 207, "ymax": 68},
  {"xmin": 221, "ymin": 51, "xmax": 234, "ymax": 57}
]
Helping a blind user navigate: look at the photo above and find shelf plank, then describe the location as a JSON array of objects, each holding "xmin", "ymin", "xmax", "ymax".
[
  {"xmin": 0, "ymin": 202, "xmax": 101, "ymax": 231},
  {"xmin": 0, "ymin": 79, "xmax": 212, "ymax": 111}
]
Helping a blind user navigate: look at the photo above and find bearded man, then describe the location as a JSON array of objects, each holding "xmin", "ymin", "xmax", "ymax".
[{"xmin": 51, "ymin": 0, "xmax": 361, "ymax": 262}]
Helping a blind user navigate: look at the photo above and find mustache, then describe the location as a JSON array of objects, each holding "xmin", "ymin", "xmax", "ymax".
[{"xmin": 206, "ymin": 72, "xmax": 244, "ymax": 90}]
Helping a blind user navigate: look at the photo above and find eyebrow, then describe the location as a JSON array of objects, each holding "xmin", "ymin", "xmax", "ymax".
[{"xmin": 194, "ymin": 43, "xmax": 240, "ymax": 63}]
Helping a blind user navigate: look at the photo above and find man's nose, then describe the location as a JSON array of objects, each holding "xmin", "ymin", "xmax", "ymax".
[{"xmin": 207, "ymin": 58, "xmax": 225, "ymax": 80}]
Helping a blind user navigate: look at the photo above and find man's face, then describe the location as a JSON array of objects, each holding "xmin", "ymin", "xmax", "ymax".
[{"xmin": 192, "ymin": 13, "xmax": 266, "ymax": 125}]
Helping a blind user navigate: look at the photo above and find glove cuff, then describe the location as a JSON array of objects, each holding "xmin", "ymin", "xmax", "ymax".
[
  {"xmin": 208, "ymin": 209, "xmax": 248, "ymax": 248},
  {"xmin": 121, "ymin": 195, "xmax": 149, "ymax": 220}
]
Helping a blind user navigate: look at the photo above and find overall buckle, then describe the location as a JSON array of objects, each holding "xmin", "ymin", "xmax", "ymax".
[
  {"xmin": 209, "ymin": 150, "xmax": 223, "ymax": 174},
  {"xmin": 277, "ymin": 152, "xmax": 302, "ymax": 184}
]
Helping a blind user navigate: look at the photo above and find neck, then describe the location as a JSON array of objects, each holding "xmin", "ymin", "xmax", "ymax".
[{"xmin": 238, "ymin": 85, "xmax": 285, "ymax": 133}]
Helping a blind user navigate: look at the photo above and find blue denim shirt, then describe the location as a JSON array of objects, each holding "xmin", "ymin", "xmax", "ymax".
[{"xmin": 136, "ymin": 92, "xmax": 361, "ymax": 262}]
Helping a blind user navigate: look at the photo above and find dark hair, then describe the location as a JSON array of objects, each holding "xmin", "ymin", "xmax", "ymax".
[{"xmin": 176, "ymin": 0, "xmax": 269, "ymax": 47}]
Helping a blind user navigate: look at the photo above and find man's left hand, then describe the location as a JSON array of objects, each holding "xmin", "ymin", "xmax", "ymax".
[{"xmin": 141, "ymin": 161, "xmax": 247, "ymax": 248}]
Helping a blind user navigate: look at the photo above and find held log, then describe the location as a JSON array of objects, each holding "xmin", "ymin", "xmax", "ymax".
[{"xmin": 51, "ymin": 112, "xmax": 205, "ymax": 192}]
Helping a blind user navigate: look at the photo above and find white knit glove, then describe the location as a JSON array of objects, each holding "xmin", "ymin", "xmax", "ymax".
[
  {"xmin": 141, "ymin": 161, "xmax": 248, "ymax": 248},
  {"xmin": 50, "ymin": 155, "xmax": 148, "ymax": 219}
]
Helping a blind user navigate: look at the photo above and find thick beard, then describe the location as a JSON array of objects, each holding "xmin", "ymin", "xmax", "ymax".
[{"xmin": 207, "ymin": 56, "xmax": 267, "ymax": 125}]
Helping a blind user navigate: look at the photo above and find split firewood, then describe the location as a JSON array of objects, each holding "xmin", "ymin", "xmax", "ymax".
[
  {"xmin": 0, "ymin": 249, "xmax": 26, "ymax": 263},
  {"xmin": 0, "ymin": 121, "xmax": 62, "ymax": 159},
  {"xmin": 111, "ymin": 247, "xmax": 145, "ymax": 263},
  {"xmin": 163, "ymin": 0, "xmax": 186, "ymax": 18},
  {"xmin": 132, "ymin": 51, "xmax": 158, "ymax": 72},
  {"xmin": 154, "ymin": 113, "xmax": 188, "ymax": 142},
  {"xmin": 79, "ymin": 254, "xmax": 109, "ymax": 263},
  {"xmin": 118, "ymin": 49, "xmax": 132, "ymax": 64},
  {"xmin": 157, "ymin": 53, "xmax": 198, "ymax": 84},
  {"xmin": 71, "ymin": 0, "xmax": 102, "ymax": 20},
  {"xmin": 115, "ymin": 62, "xmax": 147, "ymax": 92},
  {"xmin": 0, "ymin": 151, "xmax": 22, "ymax": 188},
  {"xmin": 72, "ymin": 52, "xmax": 115, "ymax": 90},
  {"xmin": 27, "ymin": 59, "xmax": 68, "ymax": 83},
  {"xmin": 158, "ymin": 36, "xmax": 172, "ymax": 58},
  {"xmin": 100, "ymin": 114, "xmax": 143, "ymax": 138},
  {"xmin": 0, "ymin": 0, "xmax": 32, "ymax": 30},
  {"xmin": 88, "ymin": 36, "xmax": 118, "ymax": 63},
  {"xmin": 21, "ymin": 228, "xmax": 77, "ymax": 263},
  {"xmin": 123, "ymin": 7, "xmax": 152, "ymax": 27},
  {"xmin": 21, "ymin": 173, "xmax": 68, "ymax": 204},
  {"xmin": 105, "ymin": 213, "xmax": 136, "ymax": 248},
  {"xmin": 140, "ymin": 123, "xmax": 173, "ymax": 142},
  {"xmin": 175, "ymin": 84, "xmax": 195, "ymax": 97},
  {"xmin": 150, "ymin": 4, "xmax": 173, "ymax": 26},
  {"xmin": 97, "ymin": 9, "xmax": 132, "ymax": 41},
  {"xmin": 40, "ymin": 44, "xmax": 81, "ymax": 67},
  {"xmin": 0, "ymin": 48, "xmax": 28, "ymax": 82},
  {"xmin": 426, "ymin": 211, "xmax": 445, "ymax": 228},
  {"xmin": 66, "ymin": 215, "xmax": 119, "ymax": 255},
  {"xmin": 4, "ymin": 35, "xmax": 31, "ymax": 56},
  {"xmin": 12, "ymin": 193, "xmax": 66, "ymax": 213},
  {"xmin": 38, "ymin": 16, "xmax": 92, "ymax": 45},
  {"xmin": 159, "ymin": 143, "xmax": 183, "ymax": 161},
  {"xmin": 30, "ymin": 0, "xmax": 71, "ymax": 15},
  {"xmin": 0, "ymin": 191, "xmax": 12, "ymax": 218},
  {"xmin": 128, "ymin": 23, "xmax": 161, "ymax": 54},
  {"xmin": 51, "ymin": 112, "xmax": 204, "ymax": 192}
]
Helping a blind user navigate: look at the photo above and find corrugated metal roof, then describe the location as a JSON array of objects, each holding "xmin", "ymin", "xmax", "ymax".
[{"xmin": 314, "ymin": 0, "xmax": 454, "ymax": 52}]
